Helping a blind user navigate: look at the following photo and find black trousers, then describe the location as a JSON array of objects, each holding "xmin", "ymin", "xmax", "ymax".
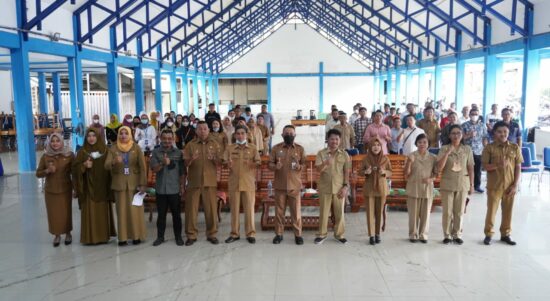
[
  {"xmin": 156, "ymin": 194, "xmax": 182, "ymax": 239},
  {"xmin": 474, "ymin": 154, "xmax": 482, "ymax": 189}
]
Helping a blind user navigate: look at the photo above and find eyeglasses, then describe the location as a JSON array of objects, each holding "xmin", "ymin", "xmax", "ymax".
[{"xmin": 450, "ymin": 132, "xmax": 462, "ymax": 136}]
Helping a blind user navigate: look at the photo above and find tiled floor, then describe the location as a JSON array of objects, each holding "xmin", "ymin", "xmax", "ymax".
[{"xmin": 1, "ymin": 151, "xmax": 550, "ymax": 301}]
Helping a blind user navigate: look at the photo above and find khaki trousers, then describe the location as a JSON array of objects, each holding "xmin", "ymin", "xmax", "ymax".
[
  {"xmin": 185, "ymin": 187, "xmax": 218, "ymax": 240},
  {"xmin": 484, "ymin": 189, "xmax": 515, "ymax": 237},
  {"xmin": 365, "ymin": 196, "xmax": 385, "ymax": 237},
  {"xmin": 407, "ymin": 197, "xmax": 433, "ymax": 240},
  {"xmin": 274, "ymin": 190, "xmax": 302, "ymax": 237},
  {"xmin": 441, "ymin": 190, "xmax": 467, "ymax": 239},
  {"xmin": 229, "ymin": 191, "xmax": 256, "ymax": 238},
  {"xmin": 317, "ymin": 193, "xmax": 345, "ymax": 239}
]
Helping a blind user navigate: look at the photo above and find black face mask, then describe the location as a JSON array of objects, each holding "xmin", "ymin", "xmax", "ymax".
[{"xmin": 283, "ymin": 135, "xmax": 295, "ymax": 145}]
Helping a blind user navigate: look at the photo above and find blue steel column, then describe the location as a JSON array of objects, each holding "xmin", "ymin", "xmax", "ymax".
[
  {"xmin": 520, "ymin": 8, "xmax": 538, "ymax": 129},
  {"xmin": 68, "ymin": 56, "xmax": 85, "ymax": 147},
  {"xmin": 52, "ymin": 72, "xmax": 61, "ymax": 116},
  {"xmin": 10, "ymin": 44, "xmax": 36, "ymax": 171},
  {"xmin": 154, "ymin": 68, "xmax": 162, "ymax": 112},
  {"xmin": 38, "ymin": 72, "xmax": 48, "ymax": 114},
  {"xmin": 134, "ymin": 66, "xmax": 144, "ymax": 114},
  {"xmin": 455, "ymin": 32, "xmax": 465, "ymax": 110},
  {"xmin": 319, "ymin": 62, "xmax": 324, "ymax": 113},
  {"xmin": 267, "ymin": 62, "xmax": 272, "ymax": 112},
  {"xmin": 107, "ymin": 61, "xmax": 120, "ymax": 117}
]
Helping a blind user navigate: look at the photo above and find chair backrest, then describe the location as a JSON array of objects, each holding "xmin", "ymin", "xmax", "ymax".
[
  {"xmin": 525, "ymin": 142, "xmax": 537, "ymax": 160},
  {"xmin": 544, "ymin": 147, "xmax": 550, "ymax": 167},
  {"xmin": 521, "ymin": 147, "xmax": 532, "ymax": 168}
]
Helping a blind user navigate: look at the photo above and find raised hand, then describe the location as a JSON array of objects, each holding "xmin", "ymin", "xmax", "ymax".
[
  {"xmin": 365, "ymin": 166, "xmax": 372, "ymax": 175},
  {"xmin": 115, "ymin": 152, "xmax": 123, "ymax": 164},
  {"xmin": 276, "ymin": 157, "xmax": 283, "ymax": 170},
  {"xmin": 163, "ymin": 153, "xmax": 170, "ymax": 166},
  {"xmin": 47, "ymin": 161, "xmax": 56, "ymax": 174}
]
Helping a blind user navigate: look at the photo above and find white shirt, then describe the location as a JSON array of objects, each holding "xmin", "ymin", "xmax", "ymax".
[
  {"xmin": 135, "ymin": 125, "xmax": 158, "ymax": 151},
  {"xmin": 325, "ymin": 118, "xmax": 339, "ymax": 132},
  {"xmin": 401, "ymin": 127, "xmax": 425, "ymax": 155},
  {"xmin": 458, "ymin": 116, "xmax": 469, "ymax": 125}
]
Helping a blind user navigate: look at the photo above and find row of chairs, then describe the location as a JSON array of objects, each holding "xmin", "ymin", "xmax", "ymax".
[{"xmin": 521, "ymin": 143, "xmax": 550, "ymax": 190}]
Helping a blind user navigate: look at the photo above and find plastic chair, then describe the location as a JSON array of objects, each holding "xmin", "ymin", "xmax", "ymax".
[
  {"xmin": 524, "ymin": 142, "xmax": 541, "ymax": 166},
  {"xmin": 540, "ymin": 147, "xmax": 550, "ymax": 190},
  {"xmin": 521, "ymin": 147, "xmax": 540, "ymax": 190}
]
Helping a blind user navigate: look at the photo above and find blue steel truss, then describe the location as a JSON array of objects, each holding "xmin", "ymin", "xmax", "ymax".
[{"xmin": 17, "ymin": 0, "xmax": 536, "ymax": 71}]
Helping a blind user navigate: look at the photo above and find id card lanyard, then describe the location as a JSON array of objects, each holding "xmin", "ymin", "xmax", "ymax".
[{"xmin": 123, "ymin": 152, "xmax": 130, "ymax": 175}]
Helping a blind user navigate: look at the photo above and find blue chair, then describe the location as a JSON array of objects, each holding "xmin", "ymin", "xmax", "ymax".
[
  {"xmin": 540, "ymin": 147, "xmax": 550, "ymax": 190},
  {"xmin": 521, "ymin": 147, "xmax": 540, "ymax": 190},
  {"xmin": 346, "ymin": 148, "xmax": 359, "ymax": 156},
  {"xmin": 524, "ymin": 142, "xmax": 542, "ymax": 166},
  {"xmin": 428, "ymin": 148, "xmax": 440, "ymax": 155}
]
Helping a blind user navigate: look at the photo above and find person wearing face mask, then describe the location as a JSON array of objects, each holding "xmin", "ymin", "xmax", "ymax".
[
  {"xmin": 462, "ymin": 108, "xmax": 488, "ymax": 193},
  {"xmin": 269, "ymin": 125, "xmax": 306, "ymax": 245},
  {"xmin": 175, "ymin": 114, "xmax": 184, "ymax": 129},
  {"xmin": 176, "ymin": 116, "xmax": 195, "ymax": 149},
  {"xmin": 122, "ymin": 114, "xmax": 134, "ymax": 128},
  {"xmin": 89, "ymin": 114, "xmax": 106, "ymax": 142},
  {"xmin": 162, "ymin": 117, "xmax": 177, "ymax": 134},
  {"xmin": 222, "ymin": 116, "xmax": 235, "ymax": 145},
  {"xmin": 209, "ymin": 119, "xmax": 228, "ymax": 153},
  {"xmin": 135, "ymin": 113, "xmax": 158, "ymax": 153},
  {"xmin": 132, "ymin": 116, "xmax": 141, "ymax": 130},
  {"xmin": 223, "ymin": 125, "xmax": 261, "ymax": 244},
  {"xmin": 106, "ymin": 114, "xmax": 122, "ymax": 145}
]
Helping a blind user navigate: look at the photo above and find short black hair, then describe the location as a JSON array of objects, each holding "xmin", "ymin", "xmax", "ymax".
[
  {"xmin": 423, "ymin": 106, "xmax": 434, "ymax": 113},
  {"xmin": 209, "ymin": 103, "xmax": 215, "ymax": 106},
  {"xmin": 327, "ymin": 128, "xmax": 341, "ymax": 138},
  {"xmin": 359, "ymin": 107, "xmax": 367, "ymax": 112},
  {"xmin": 245, "ymin": 107, "xmax": 251, "ymax": 112},
  {"xmin": 160, "ymin": 129, "xmax": 174, "ymax": 136},
  {"xmin": 197, "ymin": 120, "xmax": 208, "ymax": 126},
  {"xmin": 283, "ymin": 125, "xmax": 295, "ymax": 131},
  {"xmin": 492, "ymin": 121, "xmax": 510, "ymax": 134},
  {"xmin": 234, "ymin": 125, "xmax": 248, "ymax": 133},
  {"xmin": 414, "ymin": 133, "xmax": 428, "ymax": 146},
  {"xmin": 332, "ymin": 108, "xmax": 339, "ymax": 113},
  {"xmin": 501, "ymin": 108, "xmax": 511, "ymax": 114}
]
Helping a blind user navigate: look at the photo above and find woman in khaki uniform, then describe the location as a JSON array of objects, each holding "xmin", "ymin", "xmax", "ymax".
[
  {"xmin": 209, "ymin": 119, "xmax": 228, "ymax": 153},
  {"xmin": 257, "ymin": 115, "xmax": 270, "ymax": 154},
  {"xmin": 437, "ymin": 124, "xmax": 474, "ymax": 245},
  {"xmin": 73, "ymin": 128, "xmax": 116, "ymax": 245},
  {"xmin": 405, "ymin": 134, "xmax": 438, "ymax": 243},
  {"xmin": 105, "ymin": 126, "xmax": 147, "ymax": 246},
  {"xmin": 36, "ymin": 133, "xmax": 75, "ymax": 247},
  {"xmin": 361, "ymin": 138, "xmax": 392, "ymax": 245}
]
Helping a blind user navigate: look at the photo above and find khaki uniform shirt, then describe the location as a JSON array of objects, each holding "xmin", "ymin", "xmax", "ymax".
[
  {"xmin": 437, "ymin": 144, "xmax": 474, "ymax": 192},
  {"xmin": 269, "ymin": 142, "xmax": 306, "ymax": 191},
  {"xmin": 36, "ymin": 154, "xmax": 74, "ymax": 193},
  {"xmin": 360, "ymin": 157, "xmax": 393, "ymax": 197},
  {"xmin": 417, "ymin": 119, "xmax": 441, "ymax": 148},
  {"xmin": 223, "ymin": 143, "xmax": 261, "ymax": 192},
  {"xmin": 104, "ymin": 144, "xmax": 147, "ymax": 192},
  {"xmin": 315, "ymin": 148, "xmax": 351, "ymax": 194},
  {"xmin": 183, "ymin": 137, "xmax": 221, "ymax": 188},
  {"xmin": 481, "ymin": 141, "xmax": 523, "ymax": 191},
  {"xmin": 405, "ymin": 151, "xmax": 438, "ymax": 198},
  {"xmin": 333, "ymin": 123, "xmax": 356, "ymax": 150}
]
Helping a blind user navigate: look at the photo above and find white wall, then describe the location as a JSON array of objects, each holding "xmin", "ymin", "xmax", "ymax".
[
  {"xmin": 323, "ymin": 77, "xmax": 374, "ymax": 114},
  {"xmin": 0, "ymin": 71, "xmax": 13, "ymax": 113}
]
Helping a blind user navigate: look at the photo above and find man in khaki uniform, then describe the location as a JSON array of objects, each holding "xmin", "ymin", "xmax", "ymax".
[
  {"xmin": 481, "ymin": 121, "xmax": 522, "ymax": 246},
  {"xmin": 183, "ymin": 121, "xmax": 221, "ymax": 245},
  {"xmin": 417, "ymin": 106, "xmax": 441, "ymax": 149},
  {"xmin": 223, "ymin": 125, "xmax": 261, "ymax": 244},
  {"xmin": 269, "ymin": 125, "xmax": 306, "ymax": 245},
  {"xmin": 314, "ymin": 129, "xmax": 351, "ymax": 245},
  {"xmin": 333, "ymin": 111, "xmax": 355, "ymax": 150}
]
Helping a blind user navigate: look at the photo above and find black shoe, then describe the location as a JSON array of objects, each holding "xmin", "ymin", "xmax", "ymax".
[
  {"xmin": 419, "ymin": 239, "xmax": 428, "ymax": 244},
  {"xmin": 53, "ymin": 237, "xmax": 61, "ymax": 247},
  {"xmin": 64, "ymin": 237, "xmax": 72, "ymax": 245},
  {"xmin": 175, "ymin": 237, "xmax": 184, "ymax": 246},
  {"xmin": 314, "ymin": 237, "xmax": 326, "ymax": 245},
  {"xmin": 153, "ymin": 238, "xmax": 164, "ymax": 246},
  {"xmin": 375, "ymin": 235, "xmax": 381, "ymax": 244},
  {"xmin": 295, "ymin": 236, "xmax": 304, "ymax": 245},
  {"xmin": 132, "ymin": 239, "xmax": 141, "ymax": 245},
  {"xmin": 443, "ymin": 238, "xmax": 452, "ymax": 244},
  {"xmin": 207, "ymin": 237, "xmax": 219, "ymax": 245},
  {"xmin": 336, "ymin": 238, "xmax": 348, "ymax": 245},
  {"xmin": 118, "ymin": 241, "xmax": 128, "ymax": 246},
  {"xmin": 246, "ymin": 237, "xmax": 256, "ymax": 244},
  {"xmin": 369, "ymin": 237, "xmax": 376, "ymax": 245},
  {"xmin": 185, "ymin": 239, "xmax": 196, "ymax": 246},
  {"xmin": 475, "ymin": 187, "xmax": 485, "ymax": 193},
  {"xmin": 225, "ymin": 236, "xmax": 240, "ymax": 243},
  {"xmin": 483, "ymin": 236, "xmax": 492, "ymax": 245},
  {"xmin": 453, "ymin": 238, "xmax": 464, "ymax": 245},
  {"xmin": 500, "ymin": 236, "xmax": 517, "ymax": 246},
  {"xmin": 272, "ymin": 235, "xmax": 283, "ymax": 244},
  {"xmin": 410, "ymin": 239, "xmax": 418, "ymax": 243}
]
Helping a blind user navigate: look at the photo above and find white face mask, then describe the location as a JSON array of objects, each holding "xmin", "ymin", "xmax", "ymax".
[
  {"xmin": 192, "ymin": 124, "xmax": 197, "ymax": 128},
  {"xmin": 236, "ymin": 139, "xmax": 247, "ymax": 145},
  {"xmin": 141, "ymin": 119, "xmax": 148, "ymax": 125},
  {"xmin": 125, "ymin": 118, "xmax": 133, "ymax": 123},
  {"xmin": 213, "ymin": 127, "xmax": 220, "ymax": 132},
  {"xmin": 93, "ymin": 119, "xmax": 99, "ymax": 124},
  {"xmin": 167, "ymin": 121, "xmax": 174, "ymax": 127},
  {"xmin": 182, "ymin": 122, "xmax": 190, "ymax": 127},
  {"xmin": 470, "ymin": 116, "xmax": 479, "ymax": 123}
]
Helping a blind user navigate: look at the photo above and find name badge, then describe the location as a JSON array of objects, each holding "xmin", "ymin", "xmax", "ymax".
[{"xmin": 124, "ymin": 167, "xmax": 130, "ymax": 175}]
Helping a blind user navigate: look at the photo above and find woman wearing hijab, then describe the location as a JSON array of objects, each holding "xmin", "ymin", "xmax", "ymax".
[
  {"xmin": 104, "ymin": 126, "xmax": 147, "ymax": 246},
  {"xmin": 122, "ymin": 114, "xmax": 133, "ymax": 128},
  {"xmin": 89, "ymin": 114, "xmax": 106, "ymax": 141},
  {"xmin": 162, "ymin": 117, "xmax": 177, "ymax": 133},
  {"xmin": 361, "ymin": 138, "xmax": 393, "ymax": 245},
  {"xmin": 175, "ymin": 115, "xmax": 195, "ymax": 149},
  {"xmin": 150, "ymin": 112, "xmax": 159, "ymax": 131},
  {"xmin": 73, "ymin": 128, "xmax": 117, "ymax": 245},
  {"xmin": 36, "ymin": 133, "xmax": 75, "ymax": 247},
  {"xmin": 106, "ymin": 114, "xmax": 122, "ymax": 144},
  {"xmin": 222, "ymin": 116, "xmax": 234, "ymax": 145}
]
